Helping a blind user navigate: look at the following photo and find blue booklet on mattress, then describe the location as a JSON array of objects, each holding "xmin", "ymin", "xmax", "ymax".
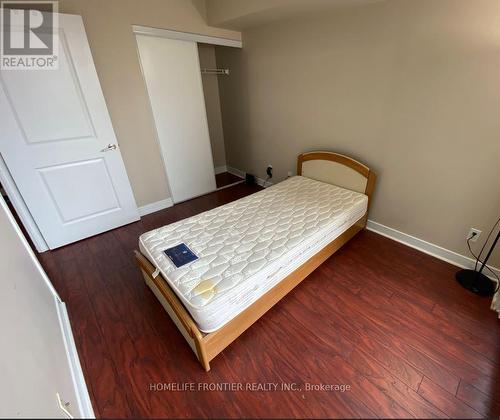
[{"xmin": 163, "ymin": 243, "xmax": 198, "ymax": 268}]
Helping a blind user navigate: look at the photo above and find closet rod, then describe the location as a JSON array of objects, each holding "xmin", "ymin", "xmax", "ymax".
[{"xmin": 201, "ymin": 68, "xmax": 230, "ymax": 75}]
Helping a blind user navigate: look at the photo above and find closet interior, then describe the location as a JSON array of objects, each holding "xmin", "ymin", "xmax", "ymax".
[{"xmin": 198, "ymin": 43, "xmax": 243, "ymax": 190}]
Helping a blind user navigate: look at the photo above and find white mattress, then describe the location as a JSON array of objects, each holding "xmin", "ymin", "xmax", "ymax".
[{"xmin": 139, "ymin": 176, "xmax": 368, "ymax": 333}]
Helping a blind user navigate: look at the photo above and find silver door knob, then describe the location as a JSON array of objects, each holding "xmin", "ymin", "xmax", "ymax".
[{"xmin": 100, "ymin": 143, "xmax": 117, "ymax": 152}]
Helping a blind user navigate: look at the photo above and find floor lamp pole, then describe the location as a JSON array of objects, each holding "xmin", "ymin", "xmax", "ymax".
[{"xmin": 456, "ymin": 230, "xmax": 499, "ymax": 296}]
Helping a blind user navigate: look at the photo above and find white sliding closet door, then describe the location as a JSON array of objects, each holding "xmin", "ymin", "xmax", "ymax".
[{"xmin": 136, "ymin": 35, "xmax": 216, "ymax": 203}]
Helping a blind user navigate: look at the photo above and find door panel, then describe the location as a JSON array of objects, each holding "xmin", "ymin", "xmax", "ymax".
[
  {"xmin": 38, "ymin": 158, "xmax": 121, "ymax": 223},
  {"xmin": 136, "ymin": 34, "xmax": 216, "ymax": 203},
  {"xmin": 0, "ymin": 13, "xmax": 139, "ymax": 249},
  {"xmin": 1, "ymin": 31, "xmax": 95, "ymax": 143}
]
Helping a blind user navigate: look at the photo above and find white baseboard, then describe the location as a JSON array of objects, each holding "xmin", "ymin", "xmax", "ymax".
[
  {"xmin": 226, "ymin": 166, "xmax": 245, "ymax": 179},
  {"xmin": 57, "ymin": 300, "xmax": 95, "ymax": 418},
  {"xmin": 138, "ymin": 198, "xmax": 174, "ymax": 216},
  {"xmin": 214, "ymin": 165, "xmax": 227, "ymax": 175},
  {"xmin": 367, "ymin": 220, "xmax": 500, "ymax": 279},
  {"xmin": 255, "ymin": 176, "xmax": 274, "ymax": 188},
  {"xmin": 215, "ymin": 180, "xmax": 245, "ymax": 191},
  {"xmin": 227, "ymin": 166, "xmax": 274, "ymax": 188}
]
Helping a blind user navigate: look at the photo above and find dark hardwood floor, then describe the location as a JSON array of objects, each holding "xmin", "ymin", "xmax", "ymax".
[
  {"xmin": 37, "ymin": 183, "xmax": 500, "ymax": 418},
  {"xmin": 215, "ymin": 171, "xmax": 244, "ymax": 188}
]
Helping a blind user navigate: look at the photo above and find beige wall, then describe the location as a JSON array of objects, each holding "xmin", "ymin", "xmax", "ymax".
[
  {"xmin": 217, "ymin": 0, "xmax": 500, "ymax": 266},
  {"xmin": 0, "ymin": 195, "xmax": 80, "ymax": 417},
  {"xmin": 58, "ymin": 0, "xmax": 240, "ymax": 206},
  {"xmin": 198, "ymin": 43, "xmax": 227, "ymax": 169}
]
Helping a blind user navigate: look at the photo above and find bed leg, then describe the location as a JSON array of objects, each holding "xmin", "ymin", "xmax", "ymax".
[
  {"xmin": 194, "ymin": 338, "xmax": 210, "ymax": 371},
  {"xmin": 356, "ymin": 213, "xmax": 368, "ymax": 230}
]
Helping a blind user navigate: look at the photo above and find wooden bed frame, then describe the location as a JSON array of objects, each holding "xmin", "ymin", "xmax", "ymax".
[{"xmin": 135, "ymin": 151, "xmax": 376, "ymax": 371}]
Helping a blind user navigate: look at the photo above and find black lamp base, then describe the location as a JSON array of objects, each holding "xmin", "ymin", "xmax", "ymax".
[{"xmin": 455, "ymin": 269, "xmax": 496, "ymax": 297}]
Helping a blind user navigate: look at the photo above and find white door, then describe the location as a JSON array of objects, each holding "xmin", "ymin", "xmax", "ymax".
[
  {"xmin": 0, "ymin": 13, "xmax": 139, "ymax": 249},
  {"xmin": 136, "ymin": 34, "xmax": 216, "ymax": 203},
  {"xmin": 0, "ymin": 196, "xmax": 93, "ymax": 418}
]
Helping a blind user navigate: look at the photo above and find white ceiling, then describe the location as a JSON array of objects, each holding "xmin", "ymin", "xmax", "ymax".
[{"xmin": 205, "ymin": 0, "xmax": 383, "ymax": 30}]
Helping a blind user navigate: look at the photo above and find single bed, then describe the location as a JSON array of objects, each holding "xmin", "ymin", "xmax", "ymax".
[{"xmin": 135, "ymin": 151, "xmax": 376, "ymax": 371}]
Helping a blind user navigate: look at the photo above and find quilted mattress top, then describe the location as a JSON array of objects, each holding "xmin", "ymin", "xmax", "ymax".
[{"xmin": 139, "ymin": 176, "xmax": 368, "ymax": 317}]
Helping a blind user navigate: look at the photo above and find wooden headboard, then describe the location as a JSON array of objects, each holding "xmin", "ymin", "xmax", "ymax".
[{"xmin": 297, "ymin": 151, "xmax": 376, "ymax": 208}]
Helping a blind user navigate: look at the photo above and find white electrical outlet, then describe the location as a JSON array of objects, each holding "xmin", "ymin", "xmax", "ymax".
[{"xmin": 467, "ymin": 228, "xmax": 482, "ymax": 242}]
